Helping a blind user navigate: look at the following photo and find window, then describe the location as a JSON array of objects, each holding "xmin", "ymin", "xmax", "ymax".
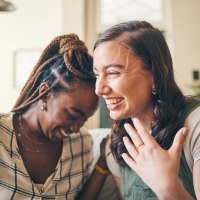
[{"xmin": 96, "ymin": 0, "xmax": 163, "ymax": 32}]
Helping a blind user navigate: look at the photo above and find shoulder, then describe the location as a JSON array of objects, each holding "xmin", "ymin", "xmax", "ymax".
[
  {"xmin": 0, "ymin": 113, "xmax": 14, "ymax": 152},
  {"xmin": 183, "ymin": 106, "xmax": 200, "ymax": 171},
  {"xmin": 184, "ymin": 105, "xmax": 200, "ymax": 143},
  {"xmin": 0, "ymin": 113, "xmax": 13, "ymax": 136},
  {"xmin": 0, "ymin": 113, "xmax": 13, "ymax": 124},
  {"xmin": 185, "ymin": 105, "xmax": 200, "ymax": 126}
]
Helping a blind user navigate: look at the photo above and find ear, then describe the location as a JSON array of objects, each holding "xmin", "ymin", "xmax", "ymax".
[{"xmin": 39, "ymin": 82, "xmax": 51, "ymax": 101}]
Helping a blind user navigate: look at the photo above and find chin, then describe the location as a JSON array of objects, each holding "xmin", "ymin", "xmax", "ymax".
[
  {"xmin": 110, "ymin": 112, "xmax": 125, "ymax": 121},
  {"xmin": 110, "ymin": 108, "xmax": 133, "ymax": 120}
]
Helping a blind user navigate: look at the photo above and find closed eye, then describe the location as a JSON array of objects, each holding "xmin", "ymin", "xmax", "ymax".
[
  {"xmin": 107, "ymin": 71, "xmax": 120, "ymax": 78},
  {"xmin": 65, "ymin": 110, "xmax": 79, "ymax": 121}
]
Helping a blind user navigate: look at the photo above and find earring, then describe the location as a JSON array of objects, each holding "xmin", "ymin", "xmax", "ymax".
[
  {"xmin": 41, "ymin": 102, "xmax": 47, "ymax": 111},
  {"xmin": 152, "ymin": 90, "xmax": 156, "ymax": 95}
]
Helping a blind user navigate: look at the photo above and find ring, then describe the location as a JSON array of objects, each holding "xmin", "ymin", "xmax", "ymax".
[{"xmin": 135, "ymin": 143, "xmax": 144, "ymax": 150}]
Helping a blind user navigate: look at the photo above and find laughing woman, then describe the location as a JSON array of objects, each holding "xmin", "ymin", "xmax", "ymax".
[
  {"xmin": 0, "ymin": 34, "xmax": 110, "ymax": 199},
  {"xmin": 93, "ymin": 21, "xmax": 200, "ymax": 200}
]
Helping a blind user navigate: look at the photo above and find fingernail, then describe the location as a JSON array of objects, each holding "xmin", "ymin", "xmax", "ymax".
[
  {"xmin": 123, "ymin": 136, "xmax": 128, "ymax": 142},
  {"xmin": 121, "ymin": 153, "xmax": 125, "ymax": 158},
  {"xmin": 124, "ymin": 123, "xmax": 130, "ymax": 129},
  {"xmin": 182, "ymin": 127, "xmax": 188, "ymax": 136}
]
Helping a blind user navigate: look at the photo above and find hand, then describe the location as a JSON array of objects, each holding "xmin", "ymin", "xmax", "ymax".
[
  {"xmin": 122, "ymin": 118, "xmax": 188, "ymax": 198},
  {"xmin": 100, "ymin": 135, "xmax": 109, "ymax": 160},
  {"xmin": 96, "ymin": 135, "xmax": 110, "ymax": 170}
]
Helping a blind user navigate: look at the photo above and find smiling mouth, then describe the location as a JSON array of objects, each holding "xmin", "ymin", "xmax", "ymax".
[
  {"xmin": 105, "ymin": 98, "xmax": 123, "ymax": 105},
  {"xmin": 104, "ymin": 97, "xmax": 124, "ymax": 110},
  {"xmin": 60, "ymin": 128, "xmax": 69, "ymax": 137}
]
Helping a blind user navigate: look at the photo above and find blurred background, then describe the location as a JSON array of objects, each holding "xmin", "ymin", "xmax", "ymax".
[{"xmin": 0, "ymin": 0, "xmax": 200, "ymax": 128}]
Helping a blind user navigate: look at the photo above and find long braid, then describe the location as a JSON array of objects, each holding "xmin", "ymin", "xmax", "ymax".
[{"xmin": 12, "ymin": 34, "xmax": 94, "ymax": 113}]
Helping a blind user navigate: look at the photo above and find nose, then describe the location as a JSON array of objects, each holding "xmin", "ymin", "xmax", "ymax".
[{"xmin": 95, "ymin": 77, "xmax": 110, "ymax": 96}]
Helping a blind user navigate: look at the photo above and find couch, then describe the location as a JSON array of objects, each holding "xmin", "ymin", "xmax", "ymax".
[{"xmin": 88, "ymin": 128, "xmax": 121, "ymax": 200}]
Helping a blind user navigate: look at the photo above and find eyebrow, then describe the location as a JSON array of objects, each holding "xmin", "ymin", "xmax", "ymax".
[{"xmin": 93, "ymin": 64, "xmax": 124, "ymax": 71}]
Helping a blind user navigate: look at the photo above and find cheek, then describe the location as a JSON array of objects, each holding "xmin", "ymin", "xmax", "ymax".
[
  {"xmin": 108, "ymin": 79, "xmax": 125, "ymax": 93},
  {"xmin": 46, "ymin": 109, "xmax": 64, "ymax": 128},
  {"xmin": 123, "ymin": 78, "xmax": 152, "ymax": 103}
]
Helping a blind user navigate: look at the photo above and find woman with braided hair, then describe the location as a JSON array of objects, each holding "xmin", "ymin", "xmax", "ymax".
[{"xmin": 0, "ymin": 34, "xmax": 109, "ymax": 199}]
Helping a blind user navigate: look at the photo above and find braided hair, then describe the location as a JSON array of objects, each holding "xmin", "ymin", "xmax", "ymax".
[{"xmin": 12, "ymin": 34, "xmax": 95, "ymax": 113}]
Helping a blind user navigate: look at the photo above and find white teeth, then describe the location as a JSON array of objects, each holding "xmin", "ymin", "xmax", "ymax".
[
  {"xmin": 60, "ymin": 128, "xmax": 68, "ymax": 137},
  {"xmin": 105, "ymin": 98, "xmax": 122, "ymax": 105}
]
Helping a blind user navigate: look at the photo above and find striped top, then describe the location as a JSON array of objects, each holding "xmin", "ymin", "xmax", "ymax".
[{"xmin": 0, "ymin": 113, "xmax": 93, "ymax": 200}]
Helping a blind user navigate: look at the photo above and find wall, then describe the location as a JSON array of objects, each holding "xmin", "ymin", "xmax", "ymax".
[
  {"xmin": 62, "ymin": 0, "xmax": 85, "ymax": 40},
  {"xmin": 0, "ymin": 0, "xmax": 63, "ymax": 112},
  {"xmin": 170, "ymin": 0, "xmax": 200, "ymax": 94}
]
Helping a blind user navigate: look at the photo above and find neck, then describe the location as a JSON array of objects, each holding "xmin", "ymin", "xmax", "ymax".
[
  {"xmin": 18, "ymin": 106, "xmax": 50, "ymax": 143},
  {"xmin": 131, "ymin": 108, "xmax": 155, "ymax": 131}
]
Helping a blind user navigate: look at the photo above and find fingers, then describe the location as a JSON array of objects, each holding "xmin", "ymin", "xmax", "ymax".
[
  {"xmin": 132, "ymin": 118, "xmax": 156, "ymax": 146},
  {"xmin": 100, "ymin": 134, "xmax": 109, "ymax": 146},
  {"xmin": 100, "ymin": 134, "xmax": 109, "ymax": 159},
  {"xmin": 124, "ymin": 123, "xmax": 143, "ymax": 150},
  {"xmin": 169, "ymin": 127, "xmax": 188, "ymax": 157},
  {"xmin": 122, "ymin": 153, "xmax": 136, "ymax": 170},
  {"xmin": 123, "ymin": 136, "xmax": 138, "ymax": 158}
]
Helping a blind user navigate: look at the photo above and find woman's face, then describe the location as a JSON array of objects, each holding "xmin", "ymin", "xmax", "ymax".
[
  {"xmin": 93, "ymin": 41, "xmax": 154, "ymax": 121},
  {"xmin": 40, "ymin": 84, "xmax": 99, "ymax": 141}
]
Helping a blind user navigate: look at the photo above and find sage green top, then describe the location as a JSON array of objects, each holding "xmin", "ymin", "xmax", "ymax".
[{"xmin": 106, "ymin": 99, "xmax": 200, "ymax": 200}]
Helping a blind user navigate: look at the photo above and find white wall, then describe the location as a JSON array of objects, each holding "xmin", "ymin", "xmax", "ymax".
[
  {"xmin": 0, "ymin": 0, "xmax": 63, "ymax": 112},
  {"xmin": 166, "ymin": 0, "xmax": 200, "ymax": 94},
  {"xmin": 62, "ymin": 0, "xmax": 85, "ymax": 40}
]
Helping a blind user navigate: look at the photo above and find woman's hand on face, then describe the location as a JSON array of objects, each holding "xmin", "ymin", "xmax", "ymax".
[{"xmin": 122, "ymin": 118, "xmax": 188, "ymax": 198}]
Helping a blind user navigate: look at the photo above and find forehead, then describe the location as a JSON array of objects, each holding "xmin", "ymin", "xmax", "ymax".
[
  {"xmin": 93, "ymin": 41, "xmax": 133, "ymax": 68},
  {"xmin": 57, "ymin": 85, "xmax": 99, "ymax": 117}
]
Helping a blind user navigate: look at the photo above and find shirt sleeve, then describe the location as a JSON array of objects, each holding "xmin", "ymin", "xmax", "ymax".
[
  {"xmin": 105, "ymin": 136, "xmax": 120, "ymax": 177},
  {"xmin": 183, "ymin": 106, "xmax": 200, "ymax": 172}
]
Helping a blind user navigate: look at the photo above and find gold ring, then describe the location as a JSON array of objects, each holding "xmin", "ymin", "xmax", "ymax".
[{"xmin": 136, "ymin": 143, "xmax": 144, "ymax": 150}]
